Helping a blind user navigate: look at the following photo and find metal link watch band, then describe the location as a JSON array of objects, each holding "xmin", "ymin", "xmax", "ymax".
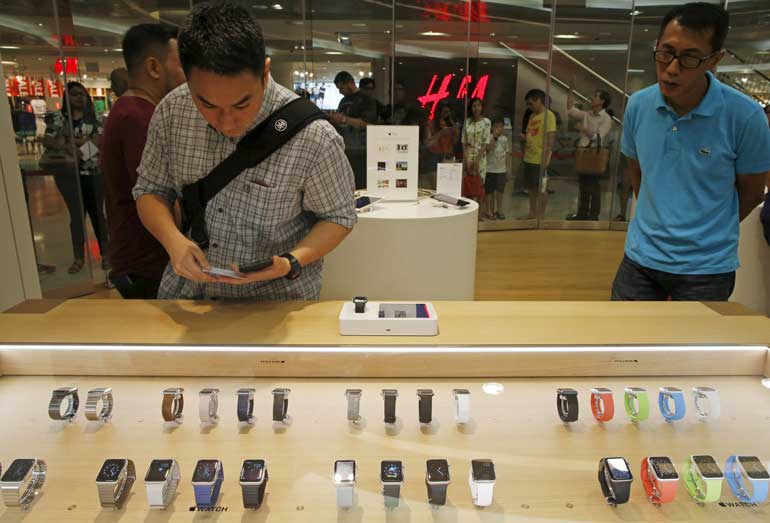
[
  {"xmin": 97, "ymin": 460, "xmax": 136, "ymax": 509},
  {"xmin": 161, "ymin": 388, "xmax": 184, "ymax": 424},
  {"xmin": 345, "ymin": 389, "xmax": 362, "ymax": 422},
  {"xmin": 1, "ymin": 459, "xmax": 47, "ymax": 509},
  {"xmin": 271, "ymin": 388, "xmax": 290, "ymax": 422},
  {"xmin": 237, "ymin": 388, "xmax": 256, "ymax": 424},
  {"xmin": 241, "ymin": 470, "xmax": 268, "ymax": 509},
  {"xmin": 383, "ymin": 484, "xmax": 401, "ymax": 508},
  {"xmin": 85, "ymin": 387, "xmax": 113, "ymax": 422},
  {"xmin": 48, "ymin": 387, "xmax": 79, "ymax": 421}
]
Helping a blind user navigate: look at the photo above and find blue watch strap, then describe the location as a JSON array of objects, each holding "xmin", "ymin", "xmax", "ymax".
[
  {"xmin": 194, "ymin": 463, "xmax": 224, "ymax": 507},
  {"xmin": 726, "ymin": 456, "xmax": 770, "ymax": 503},
  {"xmin": 658, "ymin": 389, "xmax": 686, "ymax": 421}
]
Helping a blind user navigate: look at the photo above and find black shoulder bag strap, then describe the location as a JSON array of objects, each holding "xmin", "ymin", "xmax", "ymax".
[{"xmin": 181, "ymin": 97, "xmax": 327, "ymax": 249}]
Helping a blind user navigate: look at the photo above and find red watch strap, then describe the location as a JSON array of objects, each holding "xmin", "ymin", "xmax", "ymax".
[
  {"xmin": 641, "ymin": 457, "xmax": 678, "ymax": 504},
  {"xmin": 591, "ymin": 391, "xmax": 614, "ymax": 422}
]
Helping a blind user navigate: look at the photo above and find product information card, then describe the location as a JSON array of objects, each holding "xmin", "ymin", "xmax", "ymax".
[
  {"xmin": 366, "ymin": 125, "xmax": 419, "ymax": 200},
  {"xmin": 436, "ymin": 162, "xmax": 463, "ymax": 198}
]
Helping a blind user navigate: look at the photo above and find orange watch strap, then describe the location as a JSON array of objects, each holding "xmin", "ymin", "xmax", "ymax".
[
  {"xmin": 591, "ymin": 391, "xmax": 614, "ymax": 422},
  {"xmin": 641, "ymin": 457, "xmax": 678, "ymax": 504}
]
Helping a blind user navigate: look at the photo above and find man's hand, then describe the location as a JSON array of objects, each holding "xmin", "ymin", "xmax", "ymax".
[
  {"xmin": 168, "ymin": 236, "xmax": 217, "ymax": 283},
  {"xmin": 328, "ymin": 111, "xmax": 345, "ymax": 125},
  {"xmin": 221, "ymin": 255, "xmax": 292, "ymax": 285}
]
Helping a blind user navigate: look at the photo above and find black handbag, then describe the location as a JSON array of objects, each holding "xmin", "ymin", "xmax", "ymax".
[{"xmin": 180, "ymin": 98, "xmax": 326, "ymax": 249}]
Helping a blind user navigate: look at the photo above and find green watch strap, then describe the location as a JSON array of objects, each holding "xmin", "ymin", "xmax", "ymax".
[
  {"xmin": 683, "ymin": 460, "xmax": 722, "ymax": 503},
  {"xmin": 624, "ymin": 390, "xmax": 649, "ymax": 421}
]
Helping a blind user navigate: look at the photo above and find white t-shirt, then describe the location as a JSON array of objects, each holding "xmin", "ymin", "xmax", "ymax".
[{"xmin": 486, "ymin": 134, "xmax": 510, "ymax": 173}]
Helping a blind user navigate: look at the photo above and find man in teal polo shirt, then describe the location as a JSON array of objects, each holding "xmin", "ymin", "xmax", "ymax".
[{"xmin": 612, "ymin": 2, "xmax": 770, "ymax": 301}]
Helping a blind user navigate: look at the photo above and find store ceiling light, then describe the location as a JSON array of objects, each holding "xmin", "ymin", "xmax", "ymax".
[
  {"xmin": 0, "ymin": 45, "xmax": 20, "ymax": 50},
  {"xmin": 272, "ymin": 3, "xmax": 283, "ymax": 9},
  {"xmin": 631, "ymin": 10, "xmax": 643, "ymax": 16},
  {"xmin": 555, "ymin": 34, "xmax": 580, "ymax": 39},
  {"xmin": 325, "ymin": 51, "xmax": 343, "ymax": 55},
  {"xmin": 1, "ymin": 61, "xmax": 17, "ymax": 66},
  {"xmin": 420, "ymin": 31, "xmax": 448, "ymax": 36}
]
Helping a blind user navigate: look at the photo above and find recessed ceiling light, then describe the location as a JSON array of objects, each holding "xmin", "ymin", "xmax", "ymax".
[
  {"xmin": 113, "ymin": 48, "xmax": 122, "ymax": 52},
  {"xmin": 272, "ymin": 3, "xmax": 283, "ymax": 9},
  {"xmin": 252, "ymin": 4, "xmax": 268, "ymax": 9},
  {"xmin": 488, "ymin": 32, "xmax": 495, "ymax": 37},
  {"xmin": 37, "ymin": 23, "xmax": 44, "ymax": 27},
  {"xmin": 324, "ymin": 51, "xmax": 343, "ymax": 55},
  {"xmin": 631, "ymin": 10, "xmax": 643, "ymax": 16},
  {"xmin": 555, "ymin": 34, "xmax": 580, "ymax": 39},
  {"xmin": 1, "ymin": 61, "xmax": 17, "ymax": 66},
  {"xmin": 358, "ymin": 71, "xmax": 364, "ymax": 76},
  {"xmin": 420, "ymin": 31, "xmax": 448, "ymax": 36}
]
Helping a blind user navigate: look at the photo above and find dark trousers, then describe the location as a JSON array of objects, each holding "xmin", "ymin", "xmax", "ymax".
[
  {"xmin": 54, "ymin": 173, "xmax": 108, "ymax": 260},
  {"xmin": 611, "ymin": 255, "xmax": 735, "ymax": 301},
  {"xmin": 576, "ymin": 174, "xmax": 601, "ymax": 219},
  {"xmin": 109, "ymin": 274, "xmax": 161, "ymax": 299}
]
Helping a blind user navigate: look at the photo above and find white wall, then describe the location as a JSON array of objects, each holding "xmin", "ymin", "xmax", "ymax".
[{"xmin": 733, "ymin": 204, "xmax": 770, "ymax": 315}]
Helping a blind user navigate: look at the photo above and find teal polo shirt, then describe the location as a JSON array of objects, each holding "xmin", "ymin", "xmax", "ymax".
[{"xmin": 622, "ymin": 72, "xmax": 770, "ymax": 275}]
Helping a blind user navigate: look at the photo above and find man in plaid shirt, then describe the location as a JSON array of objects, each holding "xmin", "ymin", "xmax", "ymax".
[{"xmin": 133, "ymin": 3, "xmax": 356, "ymax": 300}]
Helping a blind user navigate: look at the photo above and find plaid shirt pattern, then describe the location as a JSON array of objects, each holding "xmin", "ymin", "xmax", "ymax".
[{"xmin": 132, "ymin": 76, "xmax": 356, "ymax": 300}]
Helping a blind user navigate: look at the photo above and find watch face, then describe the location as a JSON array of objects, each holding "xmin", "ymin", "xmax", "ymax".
[
  {"xmin": 145, "ymin": 460, "xmax": 173, "ymax": 482},
  {"xmin": 192, "ymin": 460, "xmax": 220, "ymax": 483},
  {"xmin": 96, "ymin": 459, "xmax": 126, "ymax": 482},
  {"xmin": 557, "ymin": 388, "xmax": 577, "ymax": 396},
  {"xmin": 240, "ymin": 460, "xmax": 265, "ymax": 482},
  {"xmin": 334, "ymin": 460, "xmax": 356, "ymax": 483},
  {"xmin": 693, "ymin": 455, "xmax": 723, "ymax": 479},
  {"xmin": 649, "ymin": 457, "xmax": 678, "ymax": 480},
  {"xmin": 471, "ymin": 460, "xmax": 496, "ymax": 481},
  {"xmin": 1, "ymin": 459, "xmax": 35, "ymax": 482},
  {"xmin": 381, "ymin": 461, "xmax": 404, "ymax": 483},
  {"xmin": 427, "ymin": 460, "xmax": 450, "ymax": 482},
  {"xmin": 606, "ymin": 458, "xmax": 632, "ymax": 481},
  {"xmin": 738, "ymin": 456, "xmax": 770, "ymax": 480}
]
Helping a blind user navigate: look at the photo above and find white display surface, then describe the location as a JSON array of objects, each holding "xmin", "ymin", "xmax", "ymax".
[
  {"xmin": 366, "ymin": 126, "xmax": 419, "ymax": 201},
  {"xmin": 321, "ymin": 198, "xmax": 478, "ymax": 301},
  {"xmin": 339, "ymin": 301, "xmax": 439, "ymax": 336}
]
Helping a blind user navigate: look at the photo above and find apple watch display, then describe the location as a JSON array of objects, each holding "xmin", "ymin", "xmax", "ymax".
[
  {"xmin": 649, "ymin": 457, "xmax": 678, "ymax": 480},
  {"xmin": 96, "ymin": 459, "xmax": 126, "ymax": 482},
  {"xmin": 192, "ymin": 460, "xmax": 219, "ymax": 483},
  {"xmin": 693, "ymin": 455, "xmax": 723, "ymax": 479},
  {"xmin": 606, "ymin": 458, "xmax": 632, "ymax": 481},
  {"xmin": 2, "ymin": 459, "xmax": 35, "ymax": 482},
  {"xmin": 240, "ymin": 460, "xmax": 265, "ymax": 483},
  {"xmin": 334, "ymin": 460, "xmax": 356, "ymax": 484},
  {"xmin": 427, "ymin": 460, "xmax": 450, "ymax": 482},
  {"xmin": 738, "ymin": 456, "xmax": 770, "ymax": 480},
  {"xmin": 381, "ymin": 461, "xmax": 404, "ymax": 483},
  {"xmin": 471, "ymin": 459, "xmax": 496, "ymax": 482},
  {"xmin": 145, "ymin": 460, "xmax": 173, "ymax": 482}
]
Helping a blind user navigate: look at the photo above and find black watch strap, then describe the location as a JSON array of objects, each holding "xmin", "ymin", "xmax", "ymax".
[
  {"xmin": 426, "ymin": 482, "xmax": 448, "ymax": 505},
  {"xmin": 418, "ymin": 390, "xmax": 433, "ymax": 424},
  {"xmin": 280, "ymin": 253, "xmax": 301, "ymax": 280},
  {"xmin": 242, "ymin": 470, "xmax": 268, "ymax": 509},
  {"xmin": 272, "ymin": 389, "xmax": 289, "ymax": 422},
  {"xmin": 237, "ymin": 389, "xmax": 255, "ymax": 423},
  {"xmin": 383, "ymin": 390, "xmax": 397, "ymax": 424},
  {"xmin": 557, "ymin": 389, "xmax": 579, "ymax": 422},
  {"xmin": 383, "ymin": 484, "xmax": 401, "ymax": 508},
  {"xmin": 598, "ymin": 459, "xmax": 631, "ymax": 505}
]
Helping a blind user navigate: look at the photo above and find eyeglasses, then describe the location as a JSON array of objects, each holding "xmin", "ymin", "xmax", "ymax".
[{"xmin": 653, "ymin": 50, "xmax": 719, "ymax": 69}]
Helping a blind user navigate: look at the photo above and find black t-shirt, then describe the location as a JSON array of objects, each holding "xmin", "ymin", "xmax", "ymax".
[{"xmin": 337, "ymin": 91, "xmax": 378, "ymax": 123}]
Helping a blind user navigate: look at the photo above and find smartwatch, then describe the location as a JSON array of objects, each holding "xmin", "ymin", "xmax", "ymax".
[
  {"xmin": 417, "ymin": 389, "xmax": 434, "ymax": 424},
  {"xmin": 333, "ymin": 460, "xmax": 357, "ymax": 509},
  {"xmin": 598, "ymin": 457, "xmax": 633, "ymax": 506},
  {"xmin": 345, "ymin": 389, "xmax": 362, "ymax": 423},
  {"xmin": 237, "ymin": 388, "xmax": 256, "ymax": 425},
  {"xmin": 556, "ymin": 388, "xmax": 579, "ymax": 422},
  {"xmin": 272, "ymin": 388, "xmax": 290, "ymax": 423},
  {"xmin": 85, "ymin": 387, "xmax": 114, "ymax": 422},
  {"xmin": 683, "ymin": 455, "xmax": 723, "ymax": 503},
  {"xmin": 280, "ymin": 252, "xmax": 302, "ymax": 280},
  {"xmin": 48, "ymin": 386, "xmax": 79, "ymax": 422},
  {"xmin": 658, "ymin": 387, "xmax": 686, "ymax": 422},
  {"xmin": 692, "ymin": 387, "xmax": 720, "ymax": 422},
  {"xmin": 624, "ymin": 387, "xmax": 649, "ymax": 422},
  {"xmin": 452, "ymin": 389, "xmax": 471, "ymax": 424},
  {"xmin": 381, "ymin": 460, "xmax": 404, "ymax": 509},
  {"xmin": 469, "ymin": 459, "xmax": 495, "ymax": 507},
  {"xmin": 240, "ymin": 460, "xmax": 269, "ymax": 509},
  {"xmin": 198, "ymin": 388, "xmax": 220, "ymax": 425},
  {"xmin": 725, "ymin": 455, "xmax": 769, "ymax": 503},
  {"xmin": 353, "ymin": 296, "xmax": 367, "ymax": 314},
  {"xmin": 0, "ymin": 459, "xmax": 46, "ymax": 509},
  {"xmin": 382, "ymin": 389, "xmax": 398, "ymax": 424},
  {"xmin": 96, "ymin": 459, "xmax": 136, "ymax": 509},
  {"xmin": 144, "ymin": 459, "xmax": 180, "ymax": 509},
  {"xmin": 641, "ymin": 456, "xmax": 679, "ymax": 504},
  {"xmin": 192, "ymin": 460, "xmax": 224, "ymax": 508},
  {"xmin": 590, "ymin": 388, "xmax": 614, "ymax": 422},
  {"xmin": 161, "ymin": 388, "xmax": 184, "ymax": 424},
  {"xmin": 426, "ymin": 459, "xmax": 450, "ymax": 506}
]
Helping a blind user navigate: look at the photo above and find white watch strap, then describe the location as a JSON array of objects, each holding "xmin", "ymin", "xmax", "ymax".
[
  {"xmin": 336, "ymin": 484, "xmax": 355, "ymax": 508},
  {"xmin": 692, "ymin": 388, "xmax": 720, "ymax": 421},
  {"xmin": 199, "ymin": 389, "xmax": 219, "ymax": 424},
  {"xmin": 146, "ymin": 461, "xmax": 180, "ymax": 509},
  {"xmin": 454, "ymin": 390, "xmax": 470, "ymax": 424},
  {"xmin": 468, "ymin": 469, "xmax": 493, "ymax": 507}
]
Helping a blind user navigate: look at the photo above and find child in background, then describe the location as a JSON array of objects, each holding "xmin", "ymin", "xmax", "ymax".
[{"xmin": 484, "ymin": 119, "xmax": 511, "ymax": 220}]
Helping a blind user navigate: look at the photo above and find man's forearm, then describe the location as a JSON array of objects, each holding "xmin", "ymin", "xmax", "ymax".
[
  {"xmin": 136, "ymin": 194, "xmax": 187, "ymax": 251},
  {"xmin": 738, "ymin": 190, "xmax": 764, "ymax": 222},
  {"xmin": 290, "ymin": 221, "xmax": 352, "ymax": 267}
]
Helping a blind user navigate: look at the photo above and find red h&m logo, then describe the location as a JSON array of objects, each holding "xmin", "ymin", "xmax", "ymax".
[{"xmin": 417, "ymin": 74, "xmax": 490, "ymax": 120}]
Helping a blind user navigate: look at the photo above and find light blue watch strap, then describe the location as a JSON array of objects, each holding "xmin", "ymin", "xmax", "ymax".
[
  {"xmin": 658, "ymin": 389, "xmax": 686, "ymax": 421},
  {"xmin": 194, "ymin": 463, "xmax": 224, "ymax": 507},
  {"xmin": 725, "ymin": 456, "xmax": 770, "ymax": 504}
]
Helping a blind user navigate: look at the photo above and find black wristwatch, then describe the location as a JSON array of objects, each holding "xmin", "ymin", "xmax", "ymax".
[{"xmin": 280, "ymin": 253, "xmax": 302, "ymax": 280}]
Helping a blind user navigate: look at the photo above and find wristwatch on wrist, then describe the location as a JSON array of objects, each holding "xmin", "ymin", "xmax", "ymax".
[
  {"xmin": 85, "ymin": 387, "xmax": 113, "ymax": 423},
  {"xmin": 144, "ymin": 459, "xmax": 180, "ymax": 509},
  {"xmin": 48, "ymin": 386, "xmax": 79, "ymax": 422},
  {"xmin": 345, "ymin": 389, "xmax": 363, "ymax": 423},
  {"xmin": 198, "ymin": 388, "xmax": 220, "ymax": 425},
  {"xmin": 469, "ymin": 459, "xmax": 495, "ymax": 507},
  {"xmin": 272, "ymin": 388, "xmax": 290, "ymax": 423},
  {"xmin": 683, "ymin": 455, "xmax": 723, "ymax": 503},
  {"xmin": 240, "ymin": 460, "xmax": 269, "ymax": 509},
  {"xmin": 237, "ymin": 388, "xmax": 256, "ymax": 425},
  {"xmin": 598, "ymin": 457, "xmax": 633, "ymax": 506},
  {"xmin": 0, "ymin": 459, "xmax": 47, "ymax": 509},
  {"xmin": 161, "ymin": 388, "xmax": 184, "ymax": 424},
  {"xmin": 556, "ymin": 388, "xmax": 579, "ymax": 422},
  {"xmin": 725, "ymin": 455, "xmax": 769, "ymax": 503},
  {"xmin": 382, "ymin": 389, "xmax": 398, "ymax": 424},
  {"xmin": 641, "ymin": 456, "xmax": 679, "ymax": 504},
  {"xmin": 426, "ymin": 459, "xmax": 450, "ymax": 506},
  {"xmin": 280, "ymin": 253, "xmax": 302, "ymax": 280},
  {"xmin": 692, "ymin": 386, "xmax": 720, "ymax": 422},
  {"xmin": 658, "ymin": 387, "xmax": 686, "ymax": 422},
  {"xmin": 624, "ymin": 387, "xmax": 649, "ymax": 422},
  {"xmin": 96, "ymin": 459, "xmax": 136, "ymax": 509},
  {"xmin": 381, "ymin": 460, "xmax": 404, "ymax": 509},
  {"xmin": 334, "ymin": 460, "xmax": 357, "ymax": 509},
  {"xmin": 590, "ymin": 388, "xmax": 614, "ymax": 422},
  {"xmin": 417, "ymin": 389, "xmax": 434, "ymax": 424},
  {"xmin": 452, "ymin": 389, "xmax": 471, "ymax": 424},
  {"xmin": 192, "ymin": 460, "xmax": 224, "ymax": 508}
]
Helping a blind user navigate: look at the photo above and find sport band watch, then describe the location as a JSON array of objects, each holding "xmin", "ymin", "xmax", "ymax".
[
  {"xmin": 692, "ymin": 386, "xmax": 720, "ymax": 422},
  {"xmin": 280, "ymin": 253, "xmax": 301, "ymax": 280},
  {"xmin": 240, "ymin": 460, "xmax": 269, "ymax": 509},
  {"xmin": 452, "ymin": 389, "xmax": 471, "ymax": 424},
  {"xmin": 144, "ymin": 459, "xmax": 180, "ymax": 509},
  {"xmin": 353, "ymin": 296, "xmax": 367, "ymax": 314},
  {"xmin": 417, "ymin": 389, "xmax": 434, "ymax": 424},
  {"xmin": 381, "ymin": 460, "xmax": 404, "ymax": 509},
  {"xmin": 469, "ymin": 459, "xmax": 495, "ymax": 507},
  {"xmin": 96, "ymin": 459, "xmax": 136, "ymax": 509},
  {"xmin": 683, "ymin": 455, "xmax": 723, "ymax": 503},
  {"xmin": 624, "ymin": 387, "xmax": 649, "ymax": 422},
  {"xmin": 725, "ymin": 455, "xmax": 769, "ymax": 503},
  {"xmin": 426, "ymin": 459, "xmax": 450, "ymax": 506},
  {"xmin": 272, "ymin": 388, "xmax": 290, "ymax": 423},
  {"xmin": 556, "ymin": 388, "xmax": 579, "ymax": 422},
  {"xmin": 85, "ymin": 387, "xmax": 113, "ymax": 422},
  {"xmin": 198, "ymin": 388, "xmax": 220, "ymax": 425},
  {"xmin": 334, "ymin": 460, "xmax": 357, "ymax": 509},
  {"xmin": 641, "ymin": 456, "xmax": 679, "ymax": 504},
  {"xmin": 345, "ymin": 389, "xmax": 362, "ymax": 423},
  {"xmin": 590, "ymin": 388, "xmax": 614, "ymax": 422},
  {"xmin": 192, "ymin": 460, "xmax": 224, "ymax": 507},
  {"xmin": 658, "ymin": 387, "xmax": 686, "ymax": 422},
  {"xmin": 598, "ymin": 457, "xmax": 633, "ymax": 506},
  {"xmin": 48, "ymin": 386, "xmax": 79, "ymax": 422},
  {"xmin": 237, "ymin": 388, "xmax": 256, "ymax": 424},
  {"xmin": 0, "ymin": 459, "xmax": 46, "ymax": 509},
  {"xmin": 382, "ymin": 389, "xmax": 398, "ymax": 424},
  {"xmin": 161, "ymin": 388, "xmax": 184, "ymax": 424}
]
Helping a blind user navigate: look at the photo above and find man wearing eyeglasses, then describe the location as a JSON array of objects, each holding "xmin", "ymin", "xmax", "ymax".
[{"xmin": 611, "ymin": 3, "xmax": 770, "ymax": 301}]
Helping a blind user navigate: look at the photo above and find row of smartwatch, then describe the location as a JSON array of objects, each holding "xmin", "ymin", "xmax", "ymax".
[
  {"xmin": 557, "ymin": 386, "xmax": 719, "ymax": 423},
  {"xmin": 47, "ymin": 387, "xmax": 472, "ymax": 426},
  {"xmin": 599, "ymin": 455, "xmax": 770, "ymax": 507}
]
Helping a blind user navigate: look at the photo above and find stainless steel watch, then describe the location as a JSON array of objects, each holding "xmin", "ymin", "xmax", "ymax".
[
  {"xmin": 345, "ymin": 389, "xmax": 362, "ymax": 423},
  {"xmin": 0, "ymin": 458, "xmax": 47, "ymax": 509},
  {"xmin": 96, "ymin": 459, "xmax": 136, "ymax": 509},
  {"xmin": 48, "ymin": 386, "xmax": 79, "ymax": 422},
  {"xmin": 144, "ymin": 459, "xmax": 180, "ymax": 509},
  {"xmin": 85, "ymin": 387, "xmax": 114, "ymax": 422},
  {"xmin": 161, "ymin": 388, "xmax": 184, "ymax": 424},
  {"xmin": 198, "ymin": 388, "xmax": 220, "ymax": 425}
]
